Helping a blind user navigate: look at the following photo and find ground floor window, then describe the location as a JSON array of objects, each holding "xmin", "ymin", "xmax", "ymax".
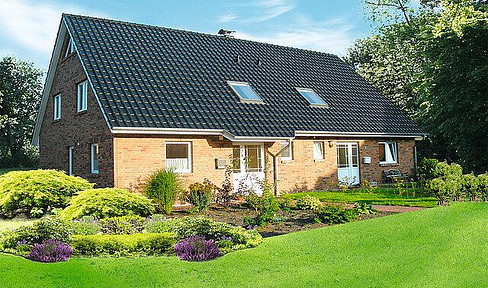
[
  {"xmin": 313, "ymin": 141, "xmax": 325, "ymax": 160},
  {"xmin": 165, "ymin": 142, "xmax": 192, "ymax": 173},
  {"xmin": 91, "ymin": 144, "xmax": 99, "ymax": 174},
  {"xmin": 280, "ymin": 140, "xmax": 292, "ymax": 160},
  {"xmin": 379, "ymin": 141, "xmax": 398, "ymax": 164}
]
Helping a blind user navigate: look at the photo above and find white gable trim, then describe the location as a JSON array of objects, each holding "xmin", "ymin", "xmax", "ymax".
[{"xmin": 32, "ymin": 16, "xmax": 112, "ymax": 146}]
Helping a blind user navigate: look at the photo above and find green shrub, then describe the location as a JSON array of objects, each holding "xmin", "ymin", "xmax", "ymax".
[
  {"xmin": 1, "ymin": 217, "xmax": 71, "ymax": 250},
  {"xmin": 100, "ymin": 215, "xmax": 145, "ymax": 235},
  {"xmin": 478, "ymin": 174, "xmax": 488, "ymax": 202},
  {"xmin": 296, "ymin": 195, "xmax": 323, "ymax": 211},
  {"xmin": 244, "ymin": 191, "xmax": 281, "ymax": 226},
  {"xmin": 445, "ymin": 175, "xmax": 462, "ymax": 201},
  {"xmin": 427, "ymin": 178, "xmax": 449, "ymax": 205},
  {"xmin": 0, "ymin": 170, "xmax": 94, "ymax": 217},
  {"xmin": 70, "ymin": 233, "xmax": 175, "ymax": 256},
  {"xmin": 59, "ymin": 188, "xmax": 154, "ymax": 220},
  {"xmin": 186, "ymin": 180, "xmax": 215, "ymax": 211},
  {"xmin": 69, "ymin": 216, "xmax": 101, "ymax": 235},
  {"xmin": 315, "ymin": 205, "xmax": 357, "ymax": 224},
  {"xmin": 354, "ymin": 202, "xmax": 377, "ymax": 215},
  {"xmin": 462, "ymin": 174, "xmax": 479, "ymax": 201},
  {"xmin": 144, "ymin": 169, "xmax": 182, "ymax": 214},
  {"xmin": 145, "ymin": 216, "xmax": 262, "ymax": 252}
]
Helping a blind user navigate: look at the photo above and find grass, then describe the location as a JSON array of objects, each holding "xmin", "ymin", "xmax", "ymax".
[
  {"xmin": 0, "ymin": 202, "xmax": 486, "ymax": 287},
  {"xmin": 282, "ymin": 188, "xmax": 438, "ymax": 207}
]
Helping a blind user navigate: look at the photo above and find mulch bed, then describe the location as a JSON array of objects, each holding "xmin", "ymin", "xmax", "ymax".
[{"xmin": 171, "ymin": 204, "xmax": 395, "ymax": 238}]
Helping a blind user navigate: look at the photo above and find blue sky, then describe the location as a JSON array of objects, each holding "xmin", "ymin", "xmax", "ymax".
[{"xmin": 0, "ymin": 0, "xmax": 376, "ymax": 71}]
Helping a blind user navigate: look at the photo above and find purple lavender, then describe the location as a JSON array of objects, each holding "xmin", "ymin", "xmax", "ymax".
[
  {"xmin": 28, "ymin": 239, "xmax": 73, "ymax": 263},
  {"xmin": 174, "ymin": 236, "xmax": 220, "ymax": 261}
]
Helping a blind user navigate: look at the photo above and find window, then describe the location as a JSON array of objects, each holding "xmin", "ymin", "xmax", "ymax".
[
  {"xmin": 296, "ymin": 88, "xmax": 328, "ymax": 107},
  {"xmin": 165, "ymin": 142, "xmax": 191, "ymax": 173},
  {"xmin": 53, "ymin": 94, "xmax": 61, "ymax": 120},
  {"xmin": 68, "ymin": 146, "xmax": 74, "ymax": 176},
  {"xmin": 65, "ymin": 38, "xmax": 75, "ymax": 57},
  {"xmin": 313, "ymin": 141, "xmax": 325, "ymax": 160},
  {"xmin": 91, "ymin": 144, "xmax": 99, "ymax": 174},
  {"xmin": 77, "ymin": 81, "xmax": 88, "ymax": 112},
  {"xmin": 281, "ymin": 140, "xmax": 292, "ymax": 160},
  {"xmin": 379, "ymin": 142, "xmax": 398, "ymax": 164},
  {"xmin": 227, "ymin": 81, "xmax": 263, "ymax": 103},
  {"xmin": 233, "ymin": 145, "xmax": 263, "ymax": 173}
]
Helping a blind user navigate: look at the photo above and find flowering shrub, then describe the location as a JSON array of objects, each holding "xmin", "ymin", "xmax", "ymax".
[
  {"xmin": 100, "ymin": 215, "xmax": 145, "ymax": 235},
  {"xmin": 69, "ymin": 216, "xmax": 101, "ymax": 235},
  {"xmin": 174, "ymin": 236, "xmax": 220, "ymax": 261},
  {"xmin": 296, "ymin": 195, "xmax": 323, "ymax": 211},
  {"xmin": 28, "ymin": 239, "xmax": 73, "ymax": 262},
  {"xmin": 186, "ymin": 180, "xmax": 215, "ymax": 211}
]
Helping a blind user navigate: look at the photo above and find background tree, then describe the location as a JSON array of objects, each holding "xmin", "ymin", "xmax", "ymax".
[
  {"xmin": 0, "ymin": 56, "xmax": 43, "ymax": 167},
  {"xmin": 347, "ymin": 0, "xmax": 488, "ymax": 173}
]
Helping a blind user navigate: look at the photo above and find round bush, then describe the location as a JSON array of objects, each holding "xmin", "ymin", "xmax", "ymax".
[
  {"xmin": 0, "ymin": 169, "xmax": 94, "ymax": 217},
  {"xmin": 59, "ymin": 188, "xmax": 155, "ymax": 220},
  {"xmin": 175, "ymin": 236, "xmax": 220, "ymax": 261},
  {"xmin": 296, "ymin": 195, "xmax": 323, "ymax": 211}
]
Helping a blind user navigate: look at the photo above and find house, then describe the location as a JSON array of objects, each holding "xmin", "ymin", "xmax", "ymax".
[{"xmin": 32, "ymin": 14, "xmax": 426, "ymax": 194}]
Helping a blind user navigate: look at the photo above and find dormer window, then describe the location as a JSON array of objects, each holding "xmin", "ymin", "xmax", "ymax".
[
  {"xmin": 65, "ymin": 38, "xmax": 75, "ymax": 57},
  {"xmin": 227, "ymin": 81, "xmax": 263, "ymax": 103},
  {"xmin": 296, "ymin": 88, "xmax": 328, "ymax": 107}
]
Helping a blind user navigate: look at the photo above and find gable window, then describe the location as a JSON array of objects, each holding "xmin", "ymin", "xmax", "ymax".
[
  {"xmin": 91, "ymin": 144, "xmax": 99, "ymax": 174},
  {"xmin": 379, "ymin": 142, "xmax": 398, "ymax": 164},
  {"xmin": 313, "ymin": 141, "xmax": 325, "ymax": 160},
  {"xmin": 165, "ymin": 142, "xmax": 192, "ymax": 173},
  {"xmin": 65, "ymin": 38, "xmax": 75, "ymax": 57},
  {"xmin": 296, "ymin": 88, "xmax": 328, "ymax": 107},
  {"xmin": 77, "ymin": 81, "xmax": 88, "ymax": 112},
  {"xmin": 53, "ymin": 94, "xmax": 61, "ymax": 120},
  {"xmin": 68, "ymin": 146, "xmax": 74, "ymax": 176},
  {"xmin": 281, "ymin": 140, "xmax": 292, "ymax": 160},
  {"xmin": 227, "ymin": 81, "xmax": 263, "ymax": 103}
]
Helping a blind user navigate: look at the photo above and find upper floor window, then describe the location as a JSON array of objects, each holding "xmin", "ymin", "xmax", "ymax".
[
  {"xmin": 281, "ymin": 140, "xmax": 292, "ymax": 160},
  {"xmin": 65, "ymin": 38, "xmax": 75, "ymax": 57},
  {"xmin": 313, "ymin": 141, "xmax": 325, "ymax": 160},
  {"xmin": 77, "ymin": 81, "xmax": 88, "ymax": 112},
  {"xmin": 296, "ymin": 88, "xmax": 328, "ymax": 107},
  {"xmin": 227, "ymin": 81, "xmax": 263, "ymax": 103},
  {"xmin": 53, "ymin": 94, "xmax": 61, "ymax": 120},
  {"xmin": 91, "ymin": 144, "xmax": 99, "ymax": 174},
  {"xmin": 379, "ymin": 142, "xmax": 398, "ymax": 164},
  {"xmin": 165, "ymin": 142, "xmax": 192, "ymax": 173}
]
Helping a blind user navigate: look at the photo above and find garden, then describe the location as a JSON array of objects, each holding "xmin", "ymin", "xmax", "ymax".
[{"xmin": 0, "ymin": 158, "xmax": 487, "ymax": 265}]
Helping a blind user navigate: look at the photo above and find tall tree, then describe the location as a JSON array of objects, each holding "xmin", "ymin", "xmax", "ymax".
[
  {"xmin": 347, "ymin": 0, "xmax": 488, "ymax": 173},
  {"xmin": 0, "ymin": 56, "xmax": 43, "ymax": 167}
]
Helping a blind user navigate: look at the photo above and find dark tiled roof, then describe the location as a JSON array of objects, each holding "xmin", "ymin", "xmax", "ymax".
[{"xmin": 63, "ymin": 14, "xmax": 425, "ymax": 138}]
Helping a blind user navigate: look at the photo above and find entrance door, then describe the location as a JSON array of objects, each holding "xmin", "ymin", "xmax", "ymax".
[
  {"xmin": 336, "ymin": 143, "xmax": 360, "ymax": 186},
  {"xmin": 233, "ymin": 144, "xmax": 265, "ymax": 195}
]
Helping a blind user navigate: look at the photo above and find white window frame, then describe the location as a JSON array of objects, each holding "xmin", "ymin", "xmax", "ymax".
[
  {"xmin": 379, "ymin": 141, "xmax": 398, "ymax": 164},
  {"xmin": 165, "ymin": 142, "xmax": 192, "ymax": 173},
  {"xmin": 280, "ymin": 140, "xmax": 293, "ymax": 160},
  {"xmin": 53, "ymin": 94, "xmax": 61, "ymax": 120},
  {"xmin": 77, "ymin": 81, "xmax": 88, "ymax": 112},
  {"xmin": 68, "ymin": 146, "xmax": 74, "ymax": 176},
  {"xmin": 313, "ymin": 141, "xmax": 325, "ymax": 160},
  {"xmin": 65, "ymin": 38, "xmax": 75, "ymax": 57},
  {"xmin": 91, "ymin": 144, "xmax": 99, "ymax": 174},
  {"xmin": 227, "ymin": 81, "xmax": 264, "ymax": 103},
  {"xmin": 296, "ymin": 88, "xmax": 329, "ymax": 107}
]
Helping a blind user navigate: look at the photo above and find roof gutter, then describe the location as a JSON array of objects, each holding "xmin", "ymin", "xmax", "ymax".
[
  {"xmin": 111, "ymin": 127, "xmax": 292, "ymax": 142},
  {"xmin": 294, "ymin": 131, "xmax": 427, "ymax": 141}
]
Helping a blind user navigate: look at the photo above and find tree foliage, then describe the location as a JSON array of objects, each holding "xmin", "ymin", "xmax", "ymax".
[
  {"xmin": 348, "ymin": 0, "xmax": 488, "ymax": 173},
  {"xmin": 0, "ymin": 56, "xmax": 43, "ymax": 167}
]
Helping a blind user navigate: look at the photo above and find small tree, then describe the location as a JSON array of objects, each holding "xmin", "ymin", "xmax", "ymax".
[
  {"xmin": 461, "ymin": 174, "xmax": 479, "ymax": 201},
  {"xmin": 144, "ymin": 169, "xmax": 182, "ymax": 214},
  {"xmin": 427, "ymin": 178, "xmax": 448, "ymax": 205}
]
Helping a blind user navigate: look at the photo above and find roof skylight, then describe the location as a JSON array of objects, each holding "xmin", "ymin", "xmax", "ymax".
[
  {"xmin": 296, "ymin": 88, "xmax": 328, "ymax": 107},
  {"xmin": 228, "ymin": 81, "xmax": 263, "ymax": 103}
]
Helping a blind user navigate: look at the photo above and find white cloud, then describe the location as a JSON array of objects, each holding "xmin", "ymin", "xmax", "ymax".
[
  {"xmin": 218, "ymin": 13, "xmax": 238, "ymax": 23},
  {"xmin": 248, "ymin": 0, "xmax": 294, "ymax": 22},
  {"xmin": 0, "ymin": 0, "xmax": 105, "ymax": 56},
  {"xmin": 233, "ymin": 18, "xmax": 355, "ymax": 56}
]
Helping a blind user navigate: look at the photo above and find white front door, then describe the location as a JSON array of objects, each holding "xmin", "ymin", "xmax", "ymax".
[
  {"xmin": 233, "ymin": 144, "xmax": 265, "ymax": 195},
  {"xmin": 337, "ymin": 143, "xmax": 360, "ymax": 186}
]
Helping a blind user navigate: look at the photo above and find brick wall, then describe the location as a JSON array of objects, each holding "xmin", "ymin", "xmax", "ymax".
[
  {"xmin": 113, "ymin": 135, "xmax": 233, "ymax": 191},
  {"xmin": 38, "ymin": 36, "xmax": 114, "ymax": 187}
]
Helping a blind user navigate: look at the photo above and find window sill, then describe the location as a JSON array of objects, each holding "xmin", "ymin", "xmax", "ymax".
[
  {"xmin": 90, "ymin": 172, "xmax": 100, "ymax": 177},
  {"xmin": 379, "ymin": 162, "xmax": 399, "ymax": 166},
  {"xmin": 314, "ymin": 159, "xmax": 325, "ymax": 163},
  {"xmin": 281, "ymin": 159, "xmax": 293, "ymax": 163},
  {"xmin": 76, "ymin": 110, "xmax": 88, "ymax": 116},
  {"xmin": 52, "ymin": 119, "xmax": 61, "ymax": 124}
]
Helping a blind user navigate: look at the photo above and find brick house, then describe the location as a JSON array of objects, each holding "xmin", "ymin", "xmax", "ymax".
[{"xmin": 32, "ymin": 14, "xmax": 426, "ymax": 194}]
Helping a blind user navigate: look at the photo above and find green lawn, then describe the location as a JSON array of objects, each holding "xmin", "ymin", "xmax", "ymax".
[
  {"xmin": 283, "ymin": 188, "xmax": 437, "ymax": 207},
  {"xmin": 0, "ymin": 202, "xmax": 486, "ymax": 287}
]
